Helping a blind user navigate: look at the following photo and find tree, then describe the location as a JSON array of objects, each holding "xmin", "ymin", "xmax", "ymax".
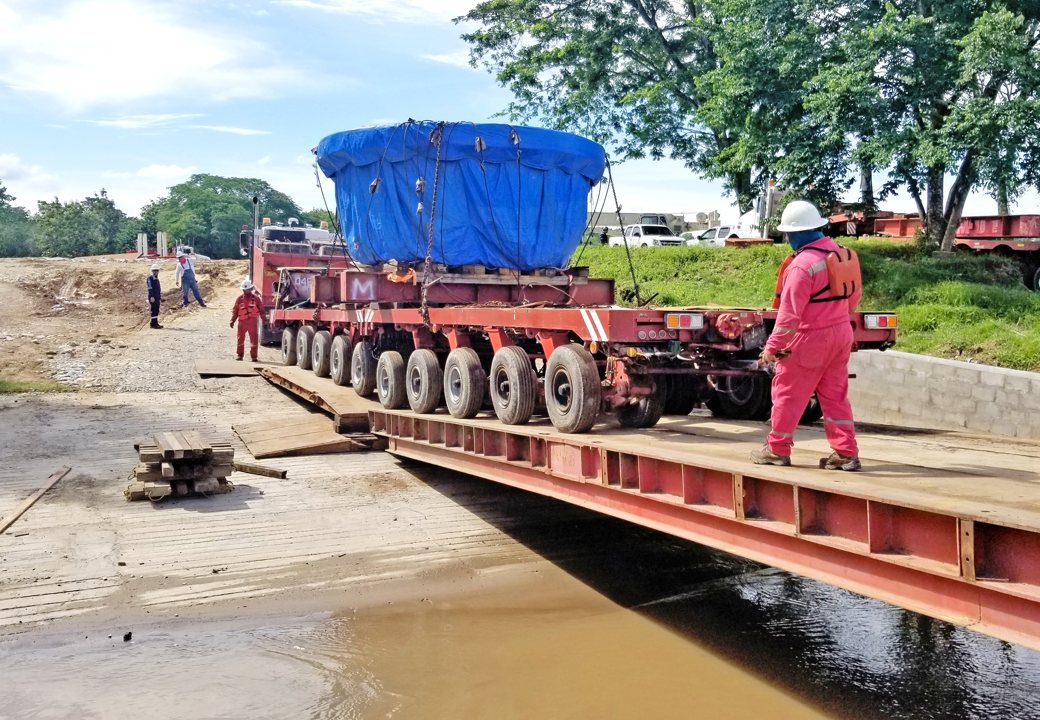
[
  {"xmin": 0, "ymin": 182, "xmax": 35, "ymax": 257},
  {"xmin": 83, "ymin": 189, "xmax": 133, "ymax": 254},
  {"xmin": 803, "ymin": 1, "xmax": 1040, "ymax": 250},
  {"xmin": 300, "ymin": 207, "xmax": 336, "ymax": 230},
  {"xmin": 459, "ymin": 1, "xmax": 765, "ymax": 211},
  {"xmin": 33, "ymin": 198, "xmax": 93, "ymax": 257},
  {"xmin": 152, "ymin": 174, "xmax": 301, "ymax": 258}
]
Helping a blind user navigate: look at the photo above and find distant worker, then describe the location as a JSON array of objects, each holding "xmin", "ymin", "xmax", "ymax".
[
  {"xmin": 599, "ymin": 227, "xmax": 609, "ymax": 245},
  {"xmin": 230, "ymin": 278, "xmax": 265, "ymax": 361},
  {"xmin": 146, "ymin": 263, "xmax": 163, "ymax": 329},
  {"xmin": 175, "ymin": 250, "xmax": 207, "ymax": 308},
  {"xmin": 751, "ymin": 200, "xmax": 863, "ymax": 471}
]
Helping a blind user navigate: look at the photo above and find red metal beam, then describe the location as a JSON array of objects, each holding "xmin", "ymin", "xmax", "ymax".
[{"xmin": 370, "ymin": 409, "xmax": 1040, "ymax": 651}]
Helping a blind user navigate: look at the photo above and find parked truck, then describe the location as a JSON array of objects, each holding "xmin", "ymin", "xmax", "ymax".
[
  {"xmin": 263, "ymin": 121, "xmax": 896, "ymax": 433},
  {"xmin": 842, "ymin": 211, "xmax": 1040, "ymax": 290}
]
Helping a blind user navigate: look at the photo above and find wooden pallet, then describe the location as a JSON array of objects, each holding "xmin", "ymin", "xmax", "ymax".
[{"xmin": 127, "ymin": 433, "xmax": 235, "ymax": 501}]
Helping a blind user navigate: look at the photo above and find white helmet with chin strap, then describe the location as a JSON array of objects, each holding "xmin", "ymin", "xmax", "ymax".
[
  {"xmin": 777, "ymin": 200, "xmax": 828, "ymax": 233},
  {"xmin": 241, "ymin": 278, "xmax": 254, "ymax": 291}
]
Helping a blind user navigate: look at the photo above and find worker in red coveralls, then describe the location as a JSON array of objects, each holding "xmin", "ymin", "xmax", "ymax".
[
  {"xmin": 751, "ymin": 201, "xmax": 863, "ymax": 471},
  {"xmin": 230, "ymin": 277, "xmax": 265, "ymax": 361}
]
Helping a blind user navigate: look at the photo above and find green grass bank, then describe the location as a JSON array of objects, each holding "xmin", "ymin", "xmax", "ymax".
[{"xmin": 572, "ymin": 239, "xmax": 1040, "ymax": 372}]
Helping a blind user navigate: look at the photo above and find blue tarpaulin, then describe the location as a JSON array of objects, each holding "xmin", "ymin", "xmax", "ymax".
[{"xmin": 316, "ymin": 121, "xmax": 606, "ymax": 270}]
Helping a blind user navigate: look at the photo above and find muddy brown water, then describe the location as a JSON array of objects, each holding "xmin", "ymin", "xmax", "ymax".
[{"xmin": 2, "ymin": 476, "xmax": 1040, "ymax": 719}]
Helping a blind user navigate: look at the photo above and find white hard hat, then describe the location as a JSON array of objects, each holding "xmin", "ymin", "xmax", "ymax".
[
  {"xmin": 777, "ymin": 200, "xmax": 828, "ymax": 232},
  {"xmin": 150, "ymin": 263, "xmax": 160, "ymax": 271},
  {"xmin": 241, "ymin": 278, "xmax": 254, "ymax": 290}
]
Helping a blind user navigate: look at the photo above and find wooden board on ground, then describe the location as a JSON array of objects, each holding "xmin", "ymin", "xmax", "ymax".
[
  {"xmin": 194, "ymin": 359, "xmax": 273, "ymax": 377},
  {"xmin": 233, "ymin": 414, "xmax": 375, "ymax": 458},
  {"xmin": 257, "ymin": 365, "xmax": 377, "ymax": 432},
  {"xmin": 0, "ymin": 467, "xmax": 71, "ymax": 534}
]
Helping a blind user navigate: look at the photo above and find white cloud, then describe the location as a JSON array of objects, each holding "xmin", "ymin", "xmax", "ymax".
[
  {"xmin": 420, "ymin": 50, "xmax": 474, "ymax": 70},
  {"xmin": 136, "ymin": 163, "xmax": 197, "ymax": 179},
  {"xmin": 257, "ymin": 156, "xmax": 271, "ymax": 166},
  {"xmin": 0, "ymin": 0, "xmax": 311, "ymax": 110},
  {"xmin": 187, "ymin": 125, "xmax": 271, "ymax": 136},
  {"xmin": 90, "ymin": 114, "xmax": 204, "ymax": 129},
  {"xmin": 276, "ymin": 0, "xmax": 476, "ymax": 23},
  {"xmin": 0, "ymin": 153, "xmax": 59, "ymax": 207}
]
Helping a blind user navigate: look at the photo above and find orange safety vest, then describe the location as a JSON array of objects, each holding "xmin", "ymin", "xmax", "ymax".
[{"xmin": 772, "ymin": 244, "xmax": 861, "ymax": 310}]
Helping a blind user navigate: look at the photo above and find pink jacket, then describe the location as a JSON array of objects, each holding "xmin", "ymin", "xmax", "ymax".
[{"xmin": 765, "ymin": 237, "xmax": 860, "ymax": 354}]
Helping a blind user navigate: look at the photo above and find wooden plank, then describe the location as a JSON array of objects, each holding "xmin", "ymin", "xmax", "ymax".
[
  {"xmin": 232, "ymin": 461, "xmax": 288, "ymax": 479},
  {"xmin": 180, "ymin": 430, "xmax": 213, "ymax": 455},
  {"xmin": 194, "ymin": 359, "xmax": 272, "ymax": 377},
  {"xmin": 249, "ymin": 434, "xmax": 361, "ymax": 459},
  {"xmin": 257, "ymin": 366, "xmax": 376, "ymax": 425},
  {"xmin": 233, "ymin": 417, "xmax": 333, "ymax": 443},
  {"xmin": 0, "ymin": 467, "xmax": 71, "ymax": 534},
  {"xmin": 136, "ymin": 463, "xmax": 234, "ymax": 482}
]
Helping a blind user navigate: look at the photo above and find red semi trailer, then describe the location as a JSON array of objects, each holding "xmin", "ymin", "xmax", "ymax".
[{"xmin": 264, "ymin": 260, "xmax": 897, "ymax": 433}]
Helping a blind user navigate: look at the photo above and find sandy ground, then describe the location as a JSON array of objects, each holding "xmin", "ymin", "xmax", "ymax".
[
  {"xmin": 0, "ymin": 255, "xmax": 240, "ymax": 386},
  {"xmin": 0, "ymin": 255, "xmax": 553, "ymax": 635}
]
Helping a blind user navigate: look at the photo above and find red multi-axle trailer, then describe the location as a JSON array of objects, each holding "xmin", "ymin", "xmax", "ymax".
[{"xmin": 263, "ymin": 255, "xmax": 897, "ymax": 434}]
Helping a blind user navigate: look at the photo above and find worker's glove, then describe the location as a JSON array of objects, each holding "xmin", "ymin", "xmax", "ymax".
[
  {"xmin": 148, "ymin": 296, "xmax": 154, "ymax": 303},
  {"xmin": 759, "ymin": 349, "xmax": 778, "ymax": 367},
  {"xmin": 229, "ymin": 321, "xmax": 235, "ymax": 328}
]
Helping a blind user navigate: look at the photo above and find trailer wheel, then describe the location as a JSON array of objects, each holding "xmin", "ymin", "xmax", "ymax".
[
  {"xmin": 296, "ymin": 326, "xmax": 316, "ymax": 370},
  {"xmin": 351, "ymin": 340, "xmax": 377, "ymax": 397},
  {"xmin": 443, "ymin": 347, "xmax": 486, "ymax": 419},
  {"xmin": 280, "ymin": 327, "xmax": 298, "ymax": 366},
  {"xmin": 489, "ymin": 346, "xmax": 536, "ymax": 425},
  {"xmin": 663, "ymin": 376, "xmax": 698, "ymax": 416},
  {"xmin": 376, "ymin": 351, "xmax": 406, "ymax": 409},
  {"xmin": 545, "ymin": 344, "xmax": 602, "ymax": 433},
  {"xmin": 406, "ymin": 349, "xmax": 443, "ymax": 414},
  {"xmin": 312, "ymin": 330, "xmax": 332, "ymax": 378},
  {"xmin": 707, "ymin": 374, "xmax": 771, "ymax": 420},
  {"xmin": 617, "ymin": 382, "xmax": 666, "ymax": 429},
  {"xmin": 800, "ymin": 394, "xmax": 823, "ymax": 425},
  {"xmin": 330, "ymin": 335, "xmax": 352, "ymax": 386},
  {"xmin": 1032, "ymin": 264, "xmax": 1040, "ymax": 292}
]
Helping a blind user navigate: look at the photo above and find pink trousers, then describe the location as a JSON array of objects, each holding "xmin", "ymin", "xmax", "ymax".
[{"xmin": 767, "ymin": 323, "xmax": 858, "ymax": 458}]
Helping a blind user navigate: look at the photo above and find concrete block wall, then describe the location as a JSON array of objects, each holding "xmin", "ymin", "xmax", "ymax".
[{"xmin": 848, "ymin": 350, "xmax": 1040, "ymax": 440}]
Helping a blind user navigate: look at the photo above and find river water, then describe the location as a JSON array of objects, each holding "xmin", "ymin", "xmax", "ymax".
[{"xmin": 2, "ymin": 479, "xmax": 1039, "ymax": 719}]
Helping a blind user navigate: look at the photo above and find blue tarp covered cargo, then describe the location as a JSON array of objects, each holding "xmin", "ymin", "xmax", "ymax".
[{"xmin": 316, "ymin": 121, "xmax": 606, "ymax": 270}]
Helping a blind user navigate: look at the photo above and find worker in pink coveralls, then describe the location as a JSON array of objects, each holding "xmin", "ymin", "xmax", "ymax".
[{"xmin": 751, "ymin": 200, "xmax": 863, "ymax": 471}]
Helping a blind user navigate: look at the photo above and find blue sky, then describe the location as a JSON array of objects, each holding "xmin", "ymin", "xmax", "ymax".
[{"xmin": 0, "ymin": 0, "xmax": 1031, "ymax": 224}]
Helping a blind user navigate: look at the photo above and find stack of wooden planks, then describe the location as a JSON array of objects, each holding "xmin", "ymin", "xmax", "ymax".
[{"xmin": 125, "ymin": 431, "xmax": 234, "ymax": 501}]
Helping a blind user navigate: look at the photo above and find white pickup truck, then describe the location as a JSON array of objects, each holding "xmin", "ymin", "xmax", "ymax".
[{"xmin": 609, "ymin": 224, "xmax": 684, "ymax": 247}]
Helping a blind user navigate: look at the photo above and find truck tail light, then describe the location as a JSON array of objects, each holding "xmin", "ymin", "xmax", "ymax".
[
  {"xmin": 863, "ymin": 313, "xmax": 898, "ymax": 330},
  {"xmin": 665, "ymin": 313, "xmax": 705, "ymax": 330}
]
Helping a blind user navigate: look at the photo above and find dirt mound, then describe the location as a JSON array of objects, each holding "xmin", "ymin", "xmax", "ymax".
[{"xmin": 0, "ymin": 257, "xmax": 247, "ymax": 384}]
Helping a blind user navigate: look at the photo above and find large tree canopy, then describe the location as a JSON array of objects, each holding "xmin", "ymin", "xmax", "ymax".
[
  {"xmin": 459, "ymin": 0, "xmax": 762, "ymax": 211},
  {"xmin": 33, "ymin": 189, "xmax": 135, "ymax": 257},
  {"xmin": 152, "ymin": 174, "xmax": 302, "ymax": 258},
  {"xmin": 461, "ymin": 0, "xmax": 1040, "ymax": 248}
]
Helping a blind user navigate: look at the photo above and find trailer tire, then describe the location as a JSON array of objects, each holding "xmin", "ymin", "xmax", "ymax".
[
  {"xmin": 707, "ymin": 374, "xmax": 771, "ymax": 420},
  {"xmin": 312, "ymin": 330, "xmax": 332, "ymax": 378},
  {"xmin": 663, "ymin": 376, "xmax": 698, "ymax": 416},
  {"xmin": 545, "ymin": 344, "xmax": 601, "ymax": 434},
  {"xmin": 488, "ymin": 346, "xmax": 536, "ymax": 425},
  {"xmin": 280, "ymin": 327, "xmax": 298, "ymax": 366},
  {"xmin": 800, "ymin": 394, "xmax": 823, "ymax": 425},
  {"xmin": 296, "ymin": 326, "xmax": 316, "ymax": 370},
  {"xmin": 406, "ymin": 349, "xmax": 443, "ymax": 414},
  {"xmin": 617, "ymin": 382, "xmax": 666, "ymax": 429},
  {"xmin": 351, "ymin": 340, "xmax": 377, "ymax": 397},
  {"xmin": 1032, "ymin": 264, "xmax": 1040, "ymax": 292},
  {"xmin": 376, "ymin": 351, "xmax": 407, "ymax": 409},
  {"xmin": 443, "ymin": 347, "xmax": 486, "ymax": 419},
  {"xmin": 330, "ymin": 335, "xmax": 352, "ymax": 386}
]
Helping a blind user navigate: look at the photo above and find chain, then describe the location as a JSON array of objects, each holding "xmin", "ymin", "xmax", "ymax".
[{"xmin": 421, "ymin": 122, "xmax": 445, "ymax": 327}]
